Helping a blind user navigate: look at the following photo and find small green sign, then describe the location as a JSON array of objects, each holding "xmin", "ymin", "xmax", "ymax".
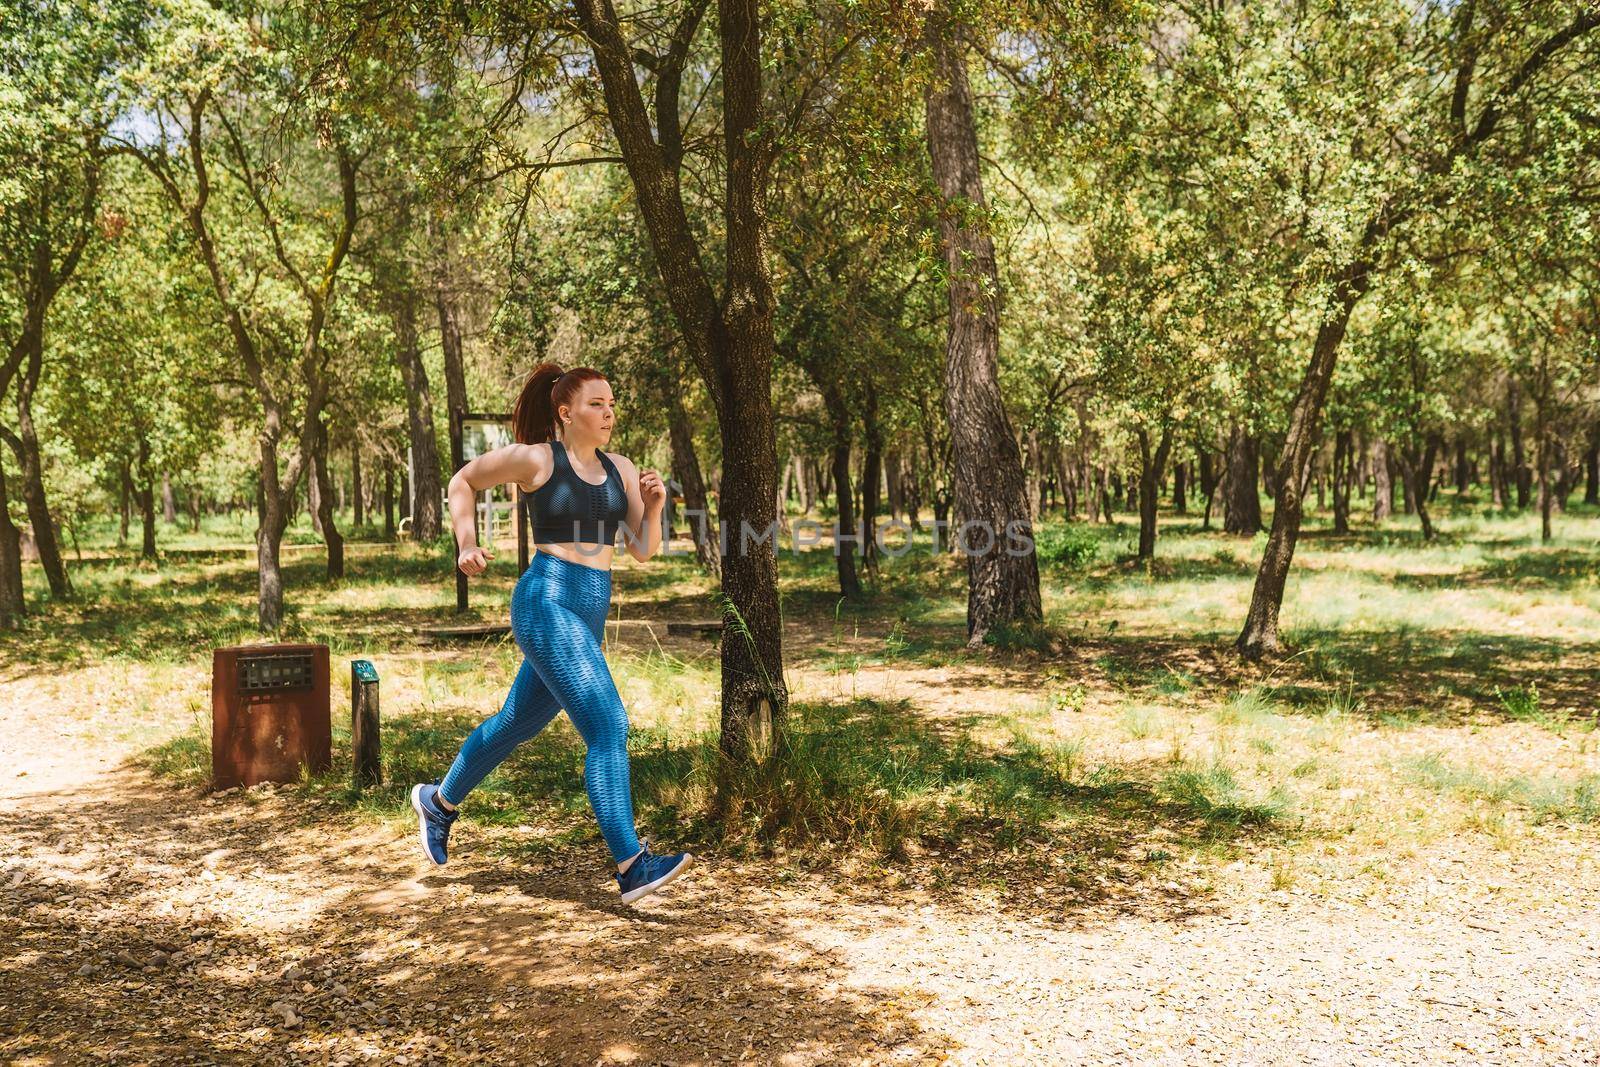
[{"xmin": 352, "ymin": 659, "xmax": 379, "ymax": 684}]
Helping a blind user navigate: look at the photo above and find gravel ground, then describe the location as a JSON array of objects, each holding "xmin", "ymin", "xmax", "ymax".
[{"xmin": 3, "ymin": 706, "xmax": 1598, "ymax": 1065}]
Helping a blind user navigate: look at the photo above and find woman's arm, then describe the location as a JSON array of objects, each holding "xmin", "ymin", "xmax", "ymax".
[
  {"xmin": 612, "ymin": 454, "xmax": 666, "ymax": 563},
  {"xmin": 449, "ymin": 443, "xmax": 541, "ymax": 576}
]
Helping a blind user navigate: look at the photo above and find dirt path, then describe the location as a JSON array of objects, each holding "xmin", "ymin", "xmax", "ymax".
[{"xmin": 4, "ymin": 697, "xmax": 1598, "ymax": 1066}]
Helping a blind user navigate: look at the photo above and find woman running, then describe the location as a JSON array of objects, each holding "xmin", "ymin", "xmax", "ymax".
[{"xmin": 410, "ymin": 363, "xmax": 694, "ymax": 905}]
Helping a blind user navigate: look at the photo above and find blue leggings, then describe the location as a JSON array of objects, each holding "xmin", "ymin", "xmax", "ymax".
[{"xmin": 438, "ymin": 551, "xmax": 642, "ymax": 863}]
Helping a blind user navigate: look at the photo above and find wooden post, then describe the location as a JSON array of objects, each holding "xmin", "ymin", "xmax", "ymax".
[{"xmin": 351, "ymin": 659, "xmax": 381, "ymax": 790}]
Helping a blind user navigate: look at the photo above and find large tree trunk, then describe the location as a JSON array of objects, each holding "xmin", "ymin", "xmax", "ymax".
[
  {"xmin": 1223, "ymin": 425, "xmax": 1262, "ymax": 535},
  {"xmin": 923, "ymin": 10, "xmax": 1041, "ymax": 645},
  {"xmin": 1136, "ymin": 426, "xmax": 1173, "ymax": 560},
  {"xmin": 313, "ymin": 415, "xmax": 344, "ymax": 578},
  {"xmin": 392, "ymin": 294, "xmax": 442, "ymax": 543},
  {"xmin": 666, "ymin": 385, "xmax": 720, "ymax": 580},
  {"xmin": 1237, "ymin": 263, "xmax": 1367, "ymax": 657},
  {"xmin": 575, "ymin": 0, "xmax": 789, "ymax": 776},
  {"xmin": 0, "ymin": 449, "xmax": 23, "ymax": 629}
]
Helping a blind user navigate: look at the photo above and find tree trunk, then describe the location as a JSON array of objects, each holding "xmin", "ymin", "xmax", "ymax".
[
  {"xmin": 666, "ymin": 385, "xmax": 720, "ymax": 580},
  {"xmin": 777, "ymin": 449, "xmax": 792, "ymax": 525},
  {"xmin": 307, "ymin": 453, "xmax": 322, "ymax": 535},
  {"xmin": 1236, "ymin": 261, "xmax": 1368, "ymax": 658},
  {"xmin": 1172, "ymin": 458, "xmax": 1187, "ymax": 515},
  {"xmin": 1023, "ymin": 428, "xmax": 1043, "ymax": 522},
  {"xmin": 352, "ymin": 443, "xmax": 364, "ymax": 527},
  {"xmin": 860, "ymin": 382, "xmax": 882, "ymax": 581},
  {"xmin": 383, "ymin": 461, "xmax": 395, "ymax": 540},
  {"xmin": 392, "ymin": 294, "xmax": 442, "ymax": 542},
  {"xmin": 1056, "ymin": 446, "xmax": 1075, "ymax": 521},
  {"xmin": 826, "ymin": 390, "xmax": 863, "ymax": 599},
  {"xmin": 313, "ymin": 414, "xmax": 344, "ymax": 579},
  {"xmin": 435, "ymin": 252, "xmax": 470, "ymax": 429},
  {"xmin": 1484, "ymin": 435, "xmax": 1497, "ymax": 508},
  {"xmin": 795, "ymin": 453, "xmax": 814, "ymax": 515},
  {"xmin": 13, "ymin": 347, "xmax": 70, "ymax": 597},
  {"xmin": 135, "ymin": 433, "xmax": 158, "ymax": 561},
  {"xmin": 1223, "ymin": 425, "xmax": 1262, "ymax": 535},
  {"xmin": 1537, "ymin": 416, "xmax": 1553, "ymax": 542},
  {"xmin": 1354, "ymin": 434, "xmax": 1369, "ymax": 499},
  {"xmin": 1553, "ymin": 436, "xmax": 1576, "ymax": 512},
  {"xmin": 574, "ymin": 0, "xmax": 790, "ymax": 774},
  {"xmin": 162, "ymin": 472, "xmax": 177, "ymax": 525},
  {"xmin": 1136, "ymin": 426, "xmax": 1173, "ymax": 560},
  {"xmin": 1454, "ymin": 438, "xmax": 1470, "ymax": 495},
  {"xmin": 118, "ymin": 459, "xmax": 131, "ymax": 545},
  {"xmin": 255, "ymin": 440, "xmax": 291, "ymax": 632},
  {"xmin": 1310, "ymin": 444, "xmax": 1324, "ymax": 513},
  {"xmin": 1507, "ymin": 380, "xmax": 1529, "ymax": 508},
  {"xmin": 1584, "ymin": 426, "xmax": 1599, "ymax": 506},
  {"xmin": 1371, "ymin": 439, "xmax": 1393, "ymax": 521},
  {"xmin": 1197, "ymin": 444, "xmax": 1216, "ymax": 530},
  {"xmin": 1331, "ymin": 429, "xmax": 1352, "ymax": 535},
  {"xmin": 886, "ymin": 447, "xmax": 905, "ymax": 522},
  {"xmin": 923, "ymin": 9, "xmax": 1041, "ymax": 645},
  {"xmin": 0, "ymin": 449, "xmax": 23, "ymax": 629},
  {"xmin": 1394, "ymin": 439, "xmax": 1436, "ymax": 542}
]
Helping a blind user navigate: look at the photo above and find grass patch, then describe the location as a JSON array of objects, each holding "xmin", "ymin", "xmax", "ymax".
[
  {"xmin": 1405, "ymin": 753, "xmax": 1600, "ymax": 825},
  {"xmin": 137, "ymin": 695, "xmax": 1287, "ymax": 871},
  {"xmin": 1158, "ymin": 762, "xmax": 1290, "ymax": 829},
  {"xmin": 1492, "ymin": 682, "xmax": 1579, "ymax": 735}
]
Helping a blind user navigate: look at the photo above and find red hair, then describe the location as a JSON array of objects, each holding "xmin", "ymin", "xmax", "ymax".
[{"xmin": 511, "ymin": 364, "xmax": 608, "ymax": 445}]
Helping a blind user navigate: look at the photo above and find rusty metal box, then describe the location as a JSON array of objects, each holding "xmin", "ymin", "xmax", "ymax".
[{"xmin": 211, "ymin": 643, "xmax": 331, "ymax": 789}]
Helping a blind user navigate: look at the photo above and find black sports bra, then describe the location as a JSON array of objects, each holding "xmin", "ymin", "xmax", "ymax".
[{"xmin": 522, "ymin": 440, "xmax": 629, "ymax": 546}]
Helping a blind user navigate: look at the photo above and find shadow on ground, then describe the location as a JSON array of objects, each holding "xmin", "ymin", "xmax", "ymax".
[{"xmin": 0, "ymin": 762, "xmax": 941, "ymax": 1065}]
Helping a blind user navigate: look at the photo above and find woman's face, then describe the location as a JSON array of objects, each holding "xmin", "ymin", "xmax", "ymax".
[{"xmin": 562, "ymin": 379, "xmax": 615, "ymax": 444}]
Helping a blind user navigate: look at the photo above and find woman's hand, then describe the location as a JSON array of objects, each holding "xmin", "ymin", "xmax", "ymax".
[
  {"xmin": 457, "ymin": 545, "xmax": 494, "ymax": 577},
  {"xmin": 640, "ymin": 469, "xmax": 666, "ymax": 511}
]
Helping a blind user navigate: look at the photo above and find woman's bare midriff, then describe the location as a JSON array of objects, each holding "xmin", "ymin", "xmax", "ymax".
[{"xmin": 536, "ymin": 543, "xmax": 615, "ymax": 572}]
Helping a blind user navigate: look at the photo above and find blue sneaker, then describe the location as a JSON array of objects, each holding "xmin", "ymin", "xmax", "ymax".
[
  {"xmin": 409, "ymin": 781, "xmax": 458, "ymax": 866},
  {"xmin": 616, "ymin": 842, "xmax": 694, "ymax": 904}
]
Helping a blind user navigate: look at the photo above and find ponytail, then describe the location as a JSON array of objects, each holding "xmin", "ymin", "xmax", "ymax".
[{"xmin": 511, "ymin": 362, "xmax": 609, "ymax": 445}]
